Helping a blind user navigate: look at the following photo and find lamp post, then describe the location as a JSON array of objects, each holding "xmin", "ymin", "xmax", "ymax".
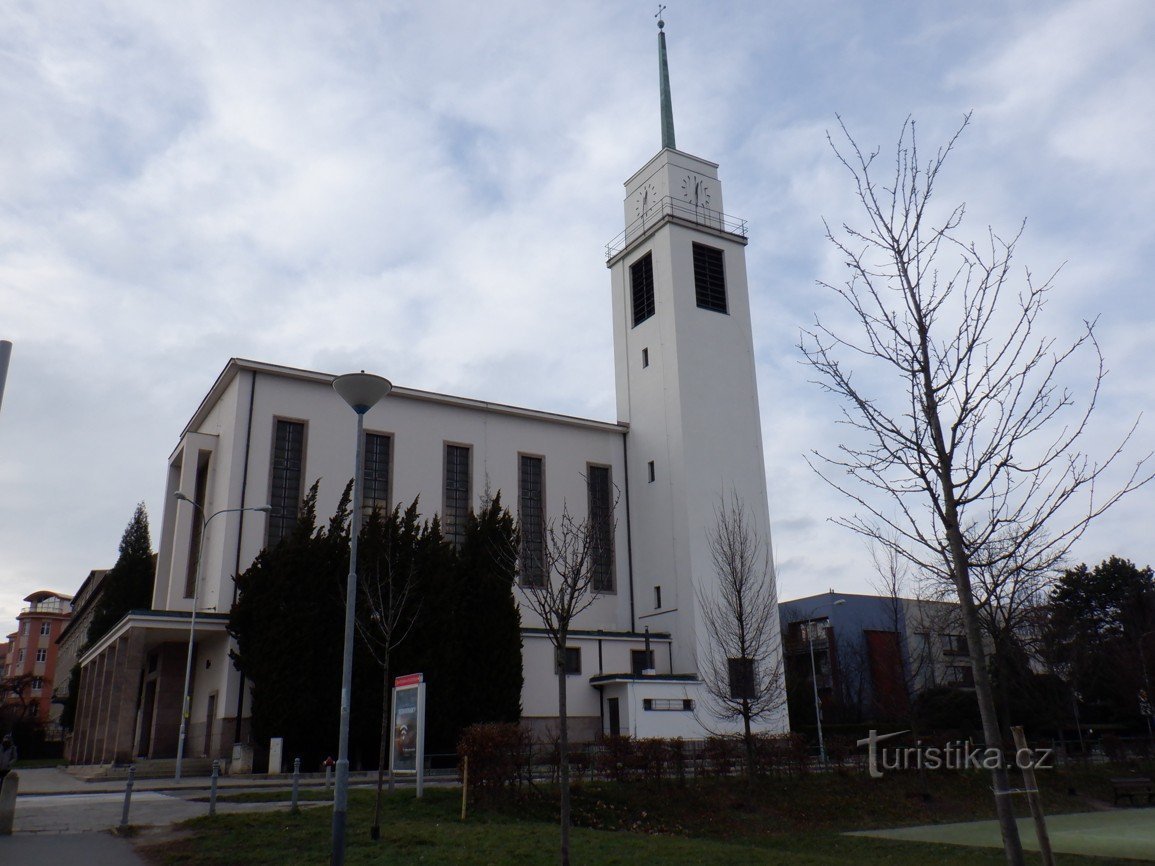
[
  {"xmin": 330, "ymin": 371, "xmax": 392, "ymax": 866},
  {"xmin": 172, "ymin": 492, "xmax": 271, "ymax": 783},
  {"xmin": 807, "ymin": 597, "xmax": 845, "ymax": 766}
]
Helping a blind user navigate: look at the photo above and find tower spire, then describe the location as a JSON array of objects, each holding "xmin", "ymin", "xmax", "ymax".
[{"xmin": 657, "ymin": 8, "xmax": 676, "ymax": 150}]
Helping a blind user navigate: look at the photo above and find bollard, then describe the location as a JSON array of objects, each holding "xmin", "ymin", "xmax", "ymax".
[
  {"xmin": 291, "ymin": 757, "xmax": 301, "ymax": 814},
  {"xmin": 120, "ymin": 766, "xmax": 136, "ymax": 831},
  {"xmin": 209, "ymin": 760, "xmax": 220, "ymax": 817},
  {"xmin": 325, "ymin": 761, "xmax": 333, "ymax": 791}
]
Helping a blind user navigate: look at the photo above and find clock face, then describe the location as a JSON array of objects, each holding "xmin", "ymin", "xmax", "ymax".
[
  {"xmin": 681, "ymin": 173, "xmax": 711, "ymax": 208},
  {"xmin": 634, "ymin": 182, "xmax": 658, "ymax": 218}
]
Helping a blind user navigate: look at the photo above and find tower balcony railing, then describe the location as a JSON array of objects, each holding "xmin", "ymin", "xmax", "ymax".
[{"xmin": 605, "ymin": 195, "xmax": 748, "ymax": 260}]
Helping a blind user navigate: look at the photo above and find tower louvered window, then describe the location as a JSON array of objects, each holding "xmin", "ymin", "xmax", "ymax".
[
  {"xmin": 692, "ymin": 242, "xmax": 728, "ymax": 313},
  {"xmin": 630, "ymin": 253, "xmax": 655, "ymax": 326}
]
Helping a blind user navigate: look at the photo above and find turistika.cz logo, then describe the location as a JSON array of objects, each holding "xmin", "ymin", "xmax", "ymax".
[{"xmin": 856, "ymin": 730, "xmax": 1055, "ymax": 779}]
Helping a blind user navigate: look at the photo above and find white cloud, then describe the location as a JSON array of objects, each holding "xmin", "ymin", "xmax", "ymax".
[{"xmin": 0, "ymin": 0, "xmax": 1152, "ymax": 628}]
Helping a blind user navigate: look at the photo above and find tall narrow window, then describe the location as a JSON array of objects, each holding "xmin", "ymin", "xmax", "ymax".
[
  {"xmin": 268, "ymin": 420, "xmax": 305, "ymax": 548},
  {"xmin": 443, "ymin": 444, "xmax": 471, "ymax": 546},
  {"xmin": 518, "ymin": 455, "xmax": 545, "ymax": 586},
  {"xmin": 630, "ymin": 252, "xmax": 655, "ymax": 326},
  {"xmin": 185, "ymin": 451, "xmax": 211, "ymax": 598},
  {"xmin": 363, "ymin": 433, "xmax": 392, "ymax": 517},
  {"xmin": 692, "ymin": 242, "xmax": 727, "ymax": 313},
  {"xmin": 587, "ymin": 465, "xmax": 614, "ymax": 592}
]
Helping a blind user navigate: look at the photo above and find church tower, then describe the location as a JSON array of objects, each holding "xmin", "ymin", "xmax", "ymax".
[{"xmin": 608, "ymin": 18, "xmax": 782, "ymax": 695}]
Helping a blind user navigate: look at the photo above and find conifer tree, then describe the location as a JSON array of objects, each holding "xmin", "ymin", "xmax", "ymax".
[
  {"xmin": 229, "ymin": 482, "xmax": 350, "ymax": 768},
  {"xmin": 454, "ymin": 494, "xmax": 523, "ymax": 726},
  {"xmin": 86, "ymin": 502, "xmax": 154, "ymax": 647}
]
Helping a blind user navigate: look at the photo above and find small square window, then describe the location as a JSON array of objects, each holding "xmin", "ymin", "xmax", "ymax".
[
  {"xmin": 631, "ymin": 649, "xmax": 655, "ymax": 675},
  {"xmin": 727, "ymin": 656, "xmax": 755, "ymax": 700},
  {"xmin": 40, "ymin": 622, "xmax": 51, "ymax": 636},
  {"xmin": 560, "ymin": 646, "xmax": 582, "ymax": 676},
  {"xmin": 642, "ymin": 347, "xmax": 649, "ymax": 368},
  {"xmin": 942, "ymin": 634, "xmax": 969, "ymax": 656},
  {"xmin": 647, "ymin": 461, "xmax": 655, "ymax": 483}
]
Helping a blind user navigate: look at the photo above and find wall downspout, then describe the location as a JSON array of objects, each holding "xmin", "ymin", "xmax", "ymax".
[
  {"xmin": 621, "ymin": 431, "xmax": 636, "ymax": 633},
  {"xmin": 232, "ymin": 369, "xmax": 258, "ymax": 745}
]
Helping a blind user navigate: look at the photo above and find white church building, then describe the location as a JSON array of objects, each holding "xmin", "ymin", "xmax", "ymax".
[{"xmin": 69, "ymin": 23, "xmax": 787, "ymax": 766}]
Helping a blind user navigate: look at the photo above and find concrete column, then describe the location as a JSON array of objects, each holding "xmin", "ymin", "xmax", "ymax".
[
  {"xmin": 108, "ymin": 630, "xmax": 146, "ymax": 763},
  {"xmin": 89, "ymin": 652, "xmax": 111, "ymax": 764},
  {"xmin": 151, "ymin": 643, "xmax": 187, "ymax": 758},
  {"xmin": 68, "ymin": 664, "xmax": 95, "ymax": 763},
  {"xmin": 94, "ymin": 644, "xmax": 118, "ymax": 764}
]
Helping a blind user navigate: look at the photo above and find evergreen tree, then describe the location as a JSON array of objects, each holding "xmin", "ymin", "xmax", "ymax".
[
  {"xmin": 1045, "ymin": 556, "xmax": 1155, "ymax": 725},
  {"xmin": 86, "ymin": 502, "xmax": 154, "ymax": 648},
  {"xmin": 229, "ymin": 482, "xmax": 351, "ymax": 768},
  {"xmin": 454, "ymin": 494, "xmax": 523, "ymax": 727}
]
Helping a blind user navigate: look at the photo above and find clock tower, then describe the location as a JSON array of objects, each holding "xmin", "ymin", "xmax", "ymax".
[{"xmin": 607, "ymin": 18, "xmax": 783, "ymax": 716}]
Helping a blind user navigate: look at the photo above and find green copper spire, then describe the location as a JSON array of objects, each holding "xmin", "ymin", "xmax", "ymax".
[{"xmin": 657, "ymin": 11, "xmax": 676, "ymax": 150}]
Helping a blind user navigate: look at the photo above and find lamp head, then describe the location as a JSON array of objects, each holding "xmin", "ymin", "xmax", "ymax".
[
  {"xmin": 255, "ymin": 505, "xmax": 273, "ymax": 514},
  {"xmin": 332, "ymin": 371, "xmax": 392, "ymax": 415},
  {"xmin": 173, "ymin": 492, "xmax": 191, "ymax": 503}
]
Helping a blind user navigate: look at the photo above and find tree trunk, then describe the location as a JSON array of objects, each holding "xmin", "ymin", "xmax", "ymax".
[
  {"xmin": 742, "ymin": 704, "xmax": 755, "ymax": 786},
  {"xmin": 921, "ymin": 313, "xmax": 1026, "ymax": 866},
  {"xmin": 371, "ymin": 658, "xmax": 390, "ymax": 839},
  {"xmin": 952, "ymin": 544, "xmax": 1026, "ymax": 866},
  {"xmin": 557, "ymin": 644, "xmax": 571, "ymax": 866}
]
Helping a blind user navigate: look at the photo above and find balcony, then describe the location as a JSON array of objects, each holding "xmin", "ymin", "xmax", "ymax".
[{"xmin": 605, "ymin": 196, "xmax": 748, "ymax": 260}]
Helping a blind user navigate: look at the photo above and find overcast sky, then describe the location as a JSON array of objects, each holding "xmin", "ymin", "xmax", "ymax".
[{"xmin": 1, "ymin": 0, "xmax": 1152, "ymax": 629}]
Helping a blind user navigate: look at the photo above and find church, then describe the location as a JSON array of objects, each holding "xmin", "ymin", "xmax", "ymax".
[{"xmin": 68, "ymin": 22, "xmax": 787, "ymax": 767}]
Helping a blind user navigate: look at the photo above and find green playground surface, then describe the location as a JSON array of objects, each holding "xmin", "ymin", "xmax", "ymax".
[{"xmin": 852, "ymin": 809, "xmax": 1155, "ymax": 861}]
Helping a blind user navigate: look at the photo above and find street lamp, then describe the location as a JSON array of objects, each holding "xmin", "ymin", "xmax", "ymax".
[
  {"xmin": 330, "ymin": 371, "xmax": 392, "ymax": 866},
  {"xmin": 172, "ymin": 492, "xmax": 271, "ymax": 783},
  {"xmin": 807, "ymin": 597, "xmax": 845, "ymax": 765}
]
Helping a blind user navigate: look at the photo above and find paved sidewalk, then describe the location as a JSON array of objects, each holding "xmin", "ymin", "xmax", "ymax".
[{"xmin": 0, "ymin": 832, "xmax": 148, "ymax": 864}]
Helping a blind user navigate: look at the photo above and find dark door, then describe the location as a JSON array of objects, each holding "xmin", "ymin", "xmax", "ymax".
[
  {"xmin": 607, "ymin": 697, "xmax": 621, "ymax": 737},
  {"xmin": 203, "ymin": 693, "xmax": 217, "ymax": 757}
]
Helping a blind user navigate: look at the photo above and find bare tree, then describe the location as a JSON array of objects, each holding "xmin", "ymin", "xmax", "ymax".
[
  {"xmin": 355, "ymin": 506, "xmax": 420, "ymax": 839},
  {"xmin": 516, "ymin": 501, "xmax": 611, "ymax": 866},
  {"xmin": 800, "ymin": 114, "xmax": 1152, "ymax": 866},
  {"xmin": 696, "ymin": 495, "xmax": 785, "ymax": 782}
]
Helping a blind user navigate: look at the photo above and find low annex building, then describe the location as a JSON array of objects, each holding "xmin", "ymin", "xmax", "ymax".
[{"xmin": 69, "ymin": 26, "xmax": 786, "ymax": 765}]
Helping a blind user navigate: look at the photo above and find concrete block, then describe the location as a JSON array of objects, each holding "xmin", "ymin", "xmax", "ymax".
[
  {"xmin": 268, "ymin": 737, "xmax": 284, "ymax": 775},
  {"xmin": 0, "ymin": 771, "xmax": 18, "ymax": 835},
  {"xmin": 231, "ymin": 742, "xmax": 254, "ymax": 774}
]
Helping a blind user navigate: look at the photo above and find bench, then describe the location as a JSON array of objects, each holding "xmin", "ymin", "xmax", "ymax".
[{"xmin": 1111, "ymin": 777, "xmax": 1153, "ymax": 806}]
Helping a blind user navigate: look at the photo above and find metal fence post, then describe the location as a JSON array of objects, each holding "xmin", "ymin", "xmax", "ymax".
[
  {"xmin": 209, "ymin": 760, "xmax": 220, "ymax": 817},
  {"xmin": 119, "ymin": 766, "xmax": 136, "ymax": 831},
  {"xmin": 291, "ymin": 757, "xmax": 301, "ymax": 814}
]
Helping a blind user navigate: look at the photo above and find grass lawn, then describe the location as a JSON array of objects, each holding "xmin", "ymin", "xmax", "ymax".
[{"xmin": 141, "ymin": 765, "xmax": 1148, "ymax": 865}]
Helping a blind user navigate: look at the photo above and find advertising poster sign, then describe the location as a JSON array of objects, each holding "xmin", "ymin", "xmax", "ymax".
[{"xmin": 390, "ymin": 672, "xmax": 426, "ymax": 797}]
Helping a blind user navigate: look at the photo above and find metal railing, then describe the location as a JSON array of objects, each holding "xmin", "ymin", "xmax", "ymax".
[{"xmin": 605, "ymin": 196, "xmax": 748, "ymax": 260}]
